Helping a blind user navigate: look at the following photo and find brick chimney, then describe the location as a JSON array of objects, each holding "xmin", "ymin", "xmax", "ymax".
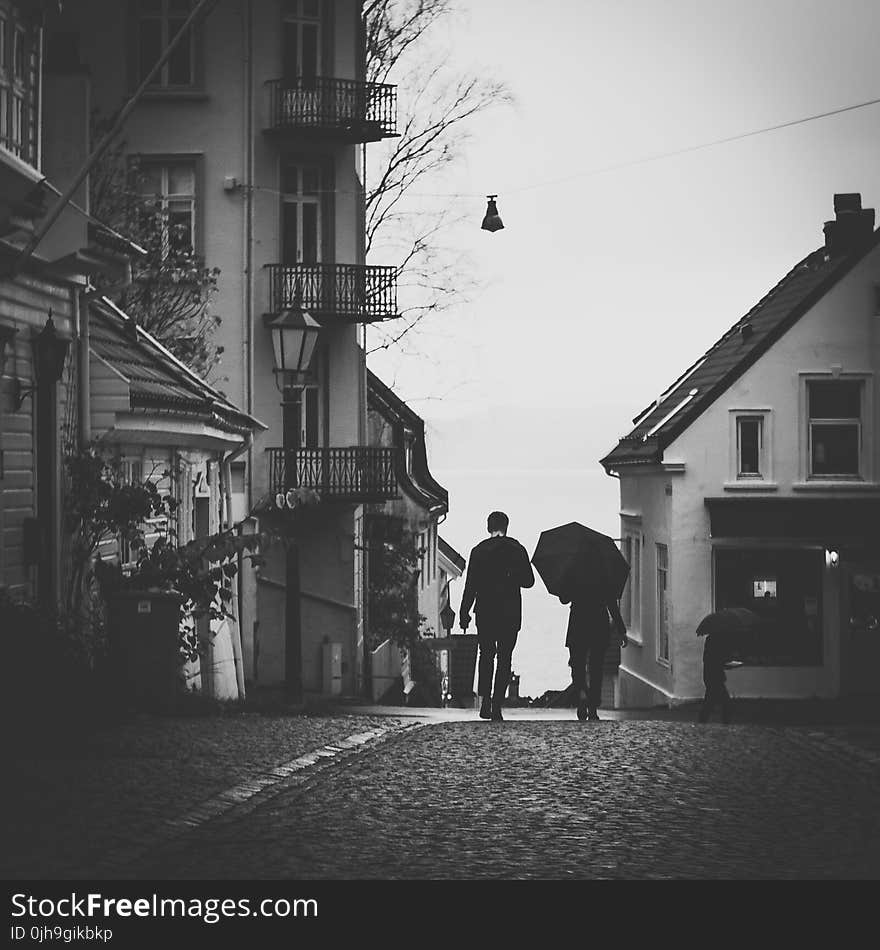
[{"xmin": 823, "ymin": 193, "xmax": 875, "ymax": 256}]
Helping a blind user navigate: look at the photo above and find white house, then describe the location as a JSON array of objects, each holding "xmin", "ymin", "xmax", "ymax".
[{"xmin": 601, "ymin": 193, "xmax": 880, "ymax": 707}]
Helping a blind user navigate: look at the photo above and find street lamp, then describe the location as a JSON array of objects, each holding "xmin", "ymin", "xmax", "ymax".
[
  {"xmin": 264, "ymin": 304, "xmax": 321, "ymax": 378},
  {"xmin": 439, "ymin": 601, "xmax": 456, "ymax": 636}
]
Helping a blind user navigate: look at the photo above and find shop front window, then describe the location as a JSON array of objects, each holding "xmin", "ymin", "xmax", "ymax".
[{"xmin": 714, "ymin": 547, "xmax": 823, "ymax": 666}]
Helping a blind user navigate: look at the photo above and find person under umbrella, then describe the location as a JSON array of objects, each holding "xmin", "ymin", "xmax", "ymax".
[
  {"xmin": 696, "ymin": 607, "xmax": 758, "ymax": 724},
  {"xmin": 559, "ymin": 568, "xmax": 628, "ymax": 721},
  {"xmin": 531, "ymin": 522, "xmax": 630, "ymax": 721}
]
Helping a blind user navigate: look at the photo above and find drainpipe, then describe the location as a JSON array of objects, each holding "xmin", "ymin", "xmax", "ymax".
[
  {"xmin": 75, "ymin": 289, "xmax": 89, "ymax": 445},
  {"xmin": 7, "ymin": 0, "xmax": 219, "ymax": 279},
  {"xmin": 242, "ymin": 0, "xmax": 255, "ymax": 512},
  {"xmin": 223, "ymin": 431, "xmax": 253, "ymax": 701}
]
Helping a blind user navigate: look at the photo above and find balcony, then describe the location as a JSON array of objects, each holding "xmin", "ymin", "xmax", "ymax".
[
  {"xmin": 265, "ymin": 263, "xmax": 398, "ymax": 323},
  {"xmin": 268, "ymin": 447, "xmax": 400, "ymax": 504},
  {"xmin": 265, "ymin": 77, "xmax": 397, "ymax": 143}
]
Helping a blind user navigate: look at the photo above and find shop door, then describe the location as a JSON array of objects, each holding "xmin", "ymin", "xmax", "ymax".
[{"xmin": 841, "ymin": 562, "xmax": 880, "ymax": 695}]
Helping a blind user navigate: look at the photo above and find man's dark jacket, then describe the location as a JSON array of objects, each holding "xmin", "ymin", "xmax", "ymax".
[{"xmin": 459, "ymin": 535, "xmax": 535, "ymax": 633}]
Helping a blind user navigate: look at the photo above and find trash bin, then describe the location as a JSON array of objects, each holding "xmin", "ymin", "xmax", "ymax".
[{"xmin": 106, "ymin": 590, "xmax": 184, "ymax": 711}]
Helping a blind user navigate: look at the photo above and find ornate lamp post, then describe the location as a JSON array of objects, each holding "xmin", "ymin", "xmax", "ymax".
[{"xmin": 263, "ymin": 298, "xmax": 322, "ymax": 703}]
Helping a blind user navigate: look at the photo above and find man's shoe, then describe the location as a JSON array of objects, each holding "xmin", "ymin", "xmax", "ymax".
[
  {"xmin": 490, "ymin": 702, "xmax": 504, "ymax": 721},
  {"xmin": 587, "ymin": 709, "xmax": 601, "ymax": 722},
  {"xmin": 479, "ymin": 697, "xmax": 492, "ymax": 720},
  {"xmin": 577, "ymin": 700, "xmax": 588, "ymax": 721}
]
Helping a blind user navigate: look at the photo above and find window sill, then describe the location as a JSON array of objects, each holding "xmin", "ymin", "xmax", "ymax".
[
  {"xmin": 723, "ymin": 481, "xmax": 778, "ymax": 492},
  {"xmin": 792, "ymin": 480, "xmax": 880, "ymax": 492},
  {"xmin": 625, "ymin": 631, "xmax": 643, "ymax": 647}
]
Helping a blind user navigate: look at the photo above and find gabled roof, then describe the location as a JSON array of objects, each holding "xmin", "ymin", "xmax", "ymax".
[
  {"xmin": 89, "ymin": 297, "xmax": 265, "ymax": 437},
  {"xmin": 367, "ymin": 369, "xmax": 448, "ymax": 514},
  {"xmin": 438, "ymin": 536, "xmax": 465, "ymax": 573},
  {"xmin": 601, "ymin": 227, "xmax": 880, "ymax": 470}
]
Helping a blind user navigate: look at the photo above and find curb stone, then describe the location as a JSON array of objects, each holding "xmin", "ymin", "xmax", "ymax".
[{"xmin": 95, "ymin": 720, "xmax": 423, "ymax": 877}]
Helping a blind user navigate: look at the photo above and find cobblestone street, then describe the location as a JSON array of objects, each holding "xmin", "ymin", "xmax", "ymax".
[{"xmin": 8, "ymin": 708, "xmax": 875, "ymax": 881}]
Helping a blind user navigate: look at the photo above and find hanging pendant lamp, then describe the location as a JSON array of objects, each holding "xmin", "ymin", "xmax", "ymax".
[{"xmin": 481, "ymin": 195, "xmax": 504, "ymax": 232}]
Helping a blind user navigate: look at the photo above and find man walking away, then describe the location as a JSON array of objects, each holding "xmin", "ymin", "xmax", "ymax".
[{"xmin": 459, "ymin": 511, "xmax": 535, "ymax": 721}]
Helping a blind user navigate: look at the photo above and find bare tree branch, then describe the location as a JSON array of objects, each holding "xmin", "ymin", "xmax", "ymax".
[{"xmin": 364, "ymin": 0, "xmax": 511, "ymax": 356}]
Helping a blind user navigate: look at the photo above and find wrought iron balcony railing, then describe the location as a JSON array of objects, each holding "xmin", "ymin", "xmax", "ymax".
[
  {"xmin": 265, "ymin": 77, "xmax": 397, "ymax": 142},
  {"xmin": 265, "ymin": 263, "xmax": 398, "ymax": 323},
  {"xmin": 268, "ymin": 447, "xmax": 399, "ymax": 504}
]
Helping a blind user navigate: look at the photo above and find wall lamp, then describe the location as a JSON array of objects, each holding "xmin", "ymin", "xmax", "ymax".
[{"xmin": 11, "ymin": 312, "xmax": 70, "ymax": 410}]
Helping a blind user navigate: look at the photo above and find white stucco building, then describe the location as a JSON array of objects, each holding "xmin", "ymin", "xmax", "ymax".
[
  {"xmin": 52, "ymin": 0, "xmax": 402, "ymax": 698},
  {"xmin": 601, "ymin": 194, "xmax": 880, "ymax": 706}
]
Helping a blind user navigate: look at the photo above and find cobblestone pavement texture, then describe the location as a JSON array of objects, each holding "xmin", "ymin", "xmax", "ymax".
[
  {"xmin": 1, "ymin": 712, "xmax": 407, "ymax": 880},
  {"xmin": 122, "ymin": 717, "xmax": 880, "ymax": 881}
]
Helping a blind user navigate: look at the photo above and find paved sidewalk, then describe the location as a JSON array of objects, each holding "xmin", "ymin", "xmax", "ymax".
[{"xmin": 1, "ymin": 709, "xmax": 409, "ymax": 880}]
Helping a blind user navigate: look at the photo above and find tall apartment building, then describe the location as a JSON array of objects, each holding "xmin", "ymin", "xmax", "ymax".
[{"xmin": 51, "ymin": 0, "xmax": 402, "ymax": 697}]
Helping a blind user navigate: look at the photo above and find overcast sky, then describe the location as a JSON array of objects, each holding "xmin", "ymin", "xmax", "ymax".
[{"xmin": 366, "ymin": 0, "xmax": 880, "ymax": 695}]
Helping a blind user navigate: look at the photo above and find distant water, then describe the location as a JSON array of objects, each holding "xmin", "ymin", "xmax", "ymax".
[{"xmin": 433, "ymin": 467, "xmax": 620, "ymax": 698}]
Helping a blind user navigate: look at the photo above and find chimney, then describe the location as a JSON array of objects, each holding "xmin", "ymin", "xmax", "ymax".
[{"xmin": 823, "ymin": 193, "xmax": 875, "ymax": 256}]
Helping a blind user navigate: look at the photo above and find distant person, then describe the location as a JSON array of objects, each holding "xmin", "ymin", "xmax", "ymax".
[
  {"xmin": 699, "ymin": 631, "xmax": 733, "ymax": 724},
  {"xmin": 559, "ymin": 572, "xmax": 627, "ymax": 721},
  {"xmin": 459, "ymin": 511, "xmax": 535, "ymax": 721}
]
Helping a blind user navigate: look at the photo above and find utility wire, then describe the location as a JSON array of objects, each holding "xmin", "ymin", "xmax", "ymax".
[{"xmin": 232, "ymin": 92, "xmax": 880, "ymax": 203}]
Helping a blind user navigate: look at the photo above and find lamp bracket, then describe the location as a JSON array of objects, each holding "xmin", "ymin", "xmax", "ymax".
[{"xmin": 12, "ymin": 377, "xmax": 35, "ymax": 411}]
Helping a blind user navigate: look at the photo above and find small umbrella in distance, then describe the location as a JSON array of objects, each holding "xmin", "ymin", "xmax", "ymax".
[
  {"xmin": 531, "ymin": 522, "xmax": 629, "ymax": 601},
  {"xmin": 696, "ymin": 606, "xmax": 763, "ymax": 666}
]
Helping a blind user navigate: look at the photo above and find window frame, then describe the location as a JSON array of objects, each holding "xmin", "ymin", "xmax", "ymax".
[
  {"xmin": 655, "ymin": 542, "xmax": 670, "ymax": 667},
  {"xmin": 800, "ymin": 373, "xmax": 871, "ymax": 483},
  {"xmin": 129, "ymin": 0, "xmax": 205, "ymax": 94},
  {"xmin": 0, "ymin": 4, "xmax": 38, "ymax": 167},
  {"xmin": 619, "ymin": 517, "xmax": 642, "ymax": 643},
  {"xmin": 726, "ymin": 408, "xmax": 774, "ymax": 489},
  {"xmin": 131, "ymin": 154, "xmax": 203, "ymax": 258}
]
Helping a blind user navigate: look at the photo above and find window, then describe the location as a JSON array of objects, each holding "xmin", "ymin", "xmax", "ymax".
[
  {"xmin": 620, "ymin": 533, "xmax": 641, "ymax": 636},
  {"xmin": 714, "ymin": 548, "xmax": 822, "ymax": 666},
  {"xmin": 0, "ymin": 7, "xmax": 37, "ymax": 165},
  {"xmin": 808, "ymin": 380, "xmax": 862, "ymax": 477},
  {"xmin": 282, "ymin": 0, "xmax": 321, "ymax": 84},
  {"xmin": 135, "ymin": 0, "xmax": 196, "ymax": 88},
  {"xmin": 656, "ymin": 543, "xmax": 669, "ymax": 665},
  {"xmin": 135, "ymin": 160, "xmax": 197, "ymax": 256},
  {"xmin": 283, "ymin": 385, "xmax": 319, "ymax": 450},
  {"xmin": 281, "ymin": 159, "xmax": 321, "ymax": 266},
  {"xmin": 737, "ymin": 416, "xmax": 763, "ymax": 477},
  {"xmin": 728, "ymin": 410, "xmax": 773, "ymax": 486}
]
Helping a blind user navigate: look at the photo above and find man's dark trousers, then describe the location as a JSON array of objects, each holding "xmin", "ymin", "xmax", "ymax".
[
  {"xmin": 477, "ymin": 622, "xmax": 518, "ymax": 702},
  {"xmin": 568, "ymin": 629, "xmax": 609, "ymax": 711}
]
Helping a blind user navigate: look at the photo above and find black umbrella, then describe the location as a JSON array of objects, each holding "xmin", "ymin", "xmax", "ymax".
[
  {"xmin": 695, "ymin": 607, "xmax": 762, "ymax": 638},
  {"xmin": 531, "ymin": 522, "xmax": 629, "ymax": 600}
]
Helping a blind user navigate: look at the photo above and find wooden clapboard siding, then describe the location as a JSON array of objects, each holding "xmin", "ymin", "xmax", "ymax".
[
  {"xmin": 1, "ymin": 331, "xmax": 34, "ymax": 590},
  {"xmin": 89, "ymin": 351, "xmax": 130, "ymax": 440},
  {"xmin": 0, "ymin": 275, "xmax": 73, "ymax": 595}
]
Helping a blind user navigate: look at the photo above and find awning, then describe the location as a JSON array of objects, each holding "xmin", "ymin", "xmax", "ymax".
[{"xmin": 705, "ymin": 497, "xmax": 880, "ymax": 543}]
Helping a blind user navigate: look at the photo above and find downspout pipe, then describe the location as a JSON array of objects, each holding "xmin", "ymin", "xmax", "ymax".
[
  {"xmin": 223, "ymin": 430, "xmax": 253, "ymax": 702},
  {"xmin": 8, "ymin": 0, "xmax": 219, "ymax": 279}
]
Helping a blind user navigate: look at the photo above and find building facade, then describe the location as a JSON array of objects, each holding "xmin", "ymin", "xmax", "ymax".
[
  {"xmin": 366, "ymin": 369, "xmax": 465, "ymax": 703},
  {"xmin": 601, "ymin": 194, "xmax": 880, "ymax": 706},
  {"xmin": 52, "ymin": 0, "xmax": 402, "ymax": 697}
]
